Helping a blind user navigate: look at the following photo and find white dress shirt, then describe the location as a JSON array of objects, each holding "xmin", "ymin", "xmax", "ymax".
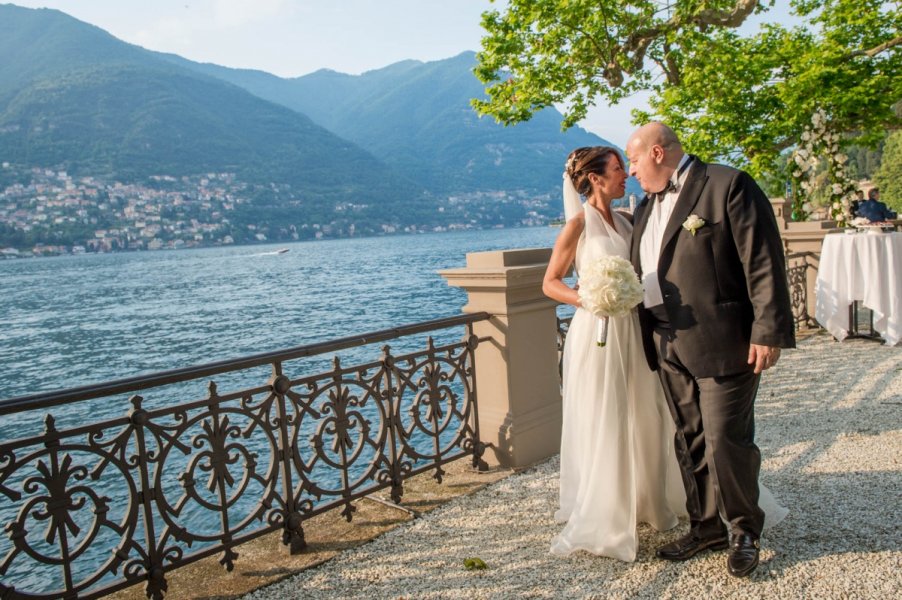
[{"xmin": 639, "ymin": 154, "xmax": 692, "ymax": 308}]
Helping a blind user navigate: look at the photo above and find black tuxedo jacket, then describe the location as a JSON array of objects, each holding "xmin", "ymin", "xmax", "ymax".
[{"xmin": 629, "ymin": 158, "xmax": 796, "ymax": 378}]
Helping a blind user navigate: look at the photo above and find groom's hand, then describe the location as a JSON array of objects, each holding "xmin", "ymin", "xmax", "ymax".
[{"xmin": 748, "ymin": 344, "xmax": 781, "ymax": 374}]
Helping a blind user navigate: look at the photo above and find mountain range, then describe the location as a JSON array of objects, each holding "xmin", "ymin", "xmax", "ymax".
[
  {"xmin": 0, "ymin": 3, "xmax": 635, "ymax": 240},
  {"xmin": 0, "ymin": 3, "xmax": 416, "ymax": 210},
  {"xmin": 158, "ymin": 51, "xmax": 618, "ymax": 196}
]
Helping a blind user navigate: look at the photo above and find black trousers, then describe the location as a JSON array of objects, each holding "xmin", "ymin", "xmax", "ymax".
[{"xmin": 650, "ymin": 317, "xmax": 765, "ymax": 538}]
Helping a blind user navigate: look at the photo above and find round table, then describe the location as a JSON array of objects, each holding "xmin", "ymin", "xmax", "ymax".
[{"xmin": 815, "ymin": 231, "xmax": 902, "ymax": 345}]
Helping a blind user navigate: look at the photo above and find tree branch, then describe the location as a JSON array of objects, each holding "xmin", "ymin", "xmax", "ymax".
[
  {"xmin": 566, "ymin": 22, "xmax": 612, "ymax": 65},
  {"xmin": 597, "ymin": 3, "xmax": 618, "ymax": 67},
  {"xmin": 619, "ymin": 1, "xmax": 758, "ymax": 80},
  {"xmin": 692, "ymin": 0, "xmax": 760, "ymax": 28},
  {"xmin": 663, "ymin": 41, "xmax": 681, "ymax": 86},
  {"xmin": 561, "ymin": 22, "xmax": 626, "ymax": 87},
  {"xmin": 850, "ymin": 35, "xmax": 902, "ymax": 58}
]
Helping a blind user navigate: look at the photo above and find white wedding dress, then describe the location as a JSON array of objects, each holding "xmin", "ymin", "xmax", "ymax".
[
  {"xmin": 550, "ymin": 203, "xmax": 787, "ymax": 562},
  {"xmin": 551, "ymin": 203, "xmax": 685, "ymax": 561}
]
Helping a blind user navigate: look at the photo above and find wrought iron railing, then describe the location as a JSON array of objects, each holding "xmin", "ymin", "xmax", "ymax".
[
  {"xmin": 0, "ymin": 313, "xmax": 490, "ymax": 599},
  {"xmin": 556, "ymin": 315, "xmax": 572, "ymax": 379},
  {"xmin": 786, "ymin": 251, "xmax": 817, "ymax": 330}
]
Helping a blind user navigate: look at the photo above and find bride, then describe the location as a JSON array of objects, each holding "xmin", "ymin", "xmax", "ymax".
[
  {"xmin": 543, "ymin": 146, "xmax": 684, "ymax": 561},
  {"xmin": 543, "ymin": 147, "xmax": 786, "ymax": 561}
]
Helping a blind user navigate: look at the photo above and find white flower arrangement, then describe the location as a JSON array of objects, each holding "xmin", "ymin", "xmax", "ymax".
[
  {"xmin": 682, "ymin": 214, "xmax": 706, "ymax": 235},
  {"xmin": 578, "ymin": 255, "xmax": 644, "ymax": 347},
  {"xmin": 789, "ymin": 107, "xmax": 856, "ymax": 224}
]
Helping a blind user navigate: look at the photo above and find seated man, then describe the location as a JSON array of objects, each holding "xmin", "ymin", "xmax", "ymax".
[{"xmin": 857, "ymin": 188, "xmax": 897, "ymax": 222}]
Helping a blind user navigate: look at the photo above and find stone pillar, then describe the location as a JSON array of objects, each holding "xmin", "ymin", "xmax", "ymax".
[
  {"xmin": 770, "ymin": 196, "xmax": 791, "ymax": 230},
  {"xmin": 439, "ymin": 248, "xmax": 561, "ymax": 469},
  {"xmin": 772, "ymin": 196, "xmax": 833, "ymax": 325},
  {"xmin": 781, "ymin": 220, "xmax": 836, "ymax": 322}
]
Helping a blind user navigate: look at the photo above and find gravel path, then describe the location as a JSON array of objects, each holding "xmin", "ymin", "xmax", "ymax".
[{"xmin": 244, "ymin": 333, "xmax": 902, "ymax": 599}]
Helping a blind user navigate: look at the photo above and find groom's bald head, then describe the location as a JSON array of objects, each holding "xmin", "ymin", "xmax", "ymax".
[
  {"xmin": 626, "ymin": 122, "xmax": 685, "ymax": 194},
  {"xmin": 629, "ymin": 122, "xmax": 682, "ymax": 155}
]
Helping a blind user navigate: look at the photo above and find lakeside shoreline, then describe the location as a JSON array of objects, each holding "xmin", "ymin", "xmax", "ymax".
[{"xmin": 0, "ymin": 222, "xmax": 564, "ymax": 259}]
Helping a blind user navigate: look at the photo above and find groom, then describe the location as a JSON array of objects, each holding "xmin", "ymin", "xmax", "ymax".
[{"xmin": 626, "ymin": 123, "xmax": 795, "ymax": 577}]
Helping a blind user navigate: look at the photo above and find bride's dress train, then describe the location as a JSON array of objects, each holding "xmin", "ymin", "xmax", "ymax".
[{"xmin": 550, "ymin": 203, "xmax": 786, "ymax": 562}]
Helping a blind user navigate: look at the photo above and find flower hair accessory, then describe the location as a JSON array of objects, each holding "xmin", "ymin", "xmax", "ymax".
[
  {"xmin": 565, "ymin": 154, "xmax": 578, "ymax": 177},
  {"xmin": 682, "ymin": 214, "xmax": 706, "ymax": 236}
]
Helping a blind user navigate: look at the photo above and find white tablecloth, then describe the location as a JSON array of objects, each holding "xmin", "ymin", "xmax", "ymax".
[{"xmin": 815, "ymin": 231, "xmax": 902, "ymax": 345}]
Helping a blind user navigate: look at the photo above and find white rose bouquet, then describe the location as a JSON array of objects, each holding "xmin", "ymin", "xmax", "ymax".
[{"xmin": 577, "ymin": 255, "xmax": 644, "ymax": 347}]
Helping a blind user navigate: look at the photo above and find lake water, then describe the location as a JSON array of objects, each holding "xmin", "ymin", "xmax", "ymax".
[
  {"xmin": 0, "ymin": 227, "xmax": 563, "ymax": 594},
  {"xmin": 0, "ymin": 227, "xmax": 559, "ymax": 402}
]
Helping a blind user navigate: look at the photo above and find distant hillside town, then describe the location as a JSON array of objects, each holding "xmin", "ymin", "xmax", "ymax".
[{"xmin": 0, "ymin": 163, "xmax": 561, "ymax": 257}]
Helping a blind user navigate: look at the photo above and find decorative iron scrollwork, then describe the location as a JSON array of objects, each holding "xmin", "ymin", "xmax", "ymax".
[
  {"xmin": 0, "ymin": 316, "xmax": 486, "ymax": 598},
  {"xmin": 556, "ymin": 315, "xmax": 573, "ymax": 381},
  {"xmin": 1, "ymin": 415, "xmax": 141, "ymax": 599},
  {"xmin": 786, "ymin": 252, "xmax": 815, "ymax": 329}
]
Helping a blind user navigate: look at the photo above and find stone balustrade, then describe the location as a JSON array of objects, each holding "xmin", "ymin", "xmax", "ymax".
[{"xmin": 440, "ymin": 248, "xmax": 563, "ymax": 469}]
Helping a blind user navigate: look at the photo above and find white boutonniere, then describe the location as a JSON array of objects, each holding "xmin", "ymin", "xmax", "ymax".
[{"xmin": 682, "ymin": 214, "xmax": 706, "ymax": 236}]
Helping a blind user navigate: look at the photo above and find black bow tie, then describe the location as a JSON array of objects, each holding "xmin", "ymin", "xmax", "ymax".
[
  {"xmin": 654, "ymin": 180, "xmax": 679, "ymax": 202},
  {"xmin": 654, "ymin": 156, "xmax": 693, "ymax": 202}
]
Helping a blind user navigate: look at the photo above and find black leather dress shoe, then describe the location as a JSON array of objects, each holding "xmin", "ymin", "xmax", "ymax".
[
  {"xmin": 727, "ymin": 533, "xmax": 760, "ymax": 577},
  {"xmin": 655, "ymin": 532, "xmax": 730, "ymax": 561}
]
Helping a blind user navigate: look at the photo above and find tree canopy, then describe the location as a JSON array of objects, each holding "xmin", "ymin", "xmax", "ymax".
[
  {"xmin": 873, "ymin": 130, "xmax": 902, "ymax": 210},
  {"xmin": 473, "ymin": 0, "xmax": 902, "ymax": 179}
]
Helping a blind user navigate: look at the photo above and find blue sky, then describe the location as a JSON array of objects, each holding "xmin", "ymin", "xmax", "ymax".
[
  {"xmin": 10, "ymin": 1, "xmax": 491, "ymax": 77},
  {"xmin": 10, "ymin": 1, "xmax": 796, "ymax": 148}
]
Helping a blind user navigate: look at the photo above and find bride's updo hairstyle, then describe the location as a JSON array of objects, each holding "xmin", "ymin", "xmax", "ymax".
[{"xmin": 565, "ymin": 146, "xmax": 622, "ymax": 196}]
